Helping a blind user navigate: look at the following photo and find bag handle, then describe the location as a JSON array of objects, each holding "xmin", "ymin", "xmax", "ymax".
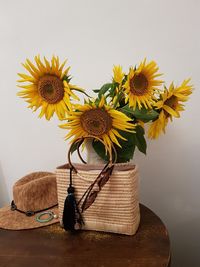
[
  {"xmin": 67, "ymin": 136, "xmax": 117, "ymax": 175},
  {"xmin": 62, "ymin": 136, "xmax": 117, "ymax": 232}
]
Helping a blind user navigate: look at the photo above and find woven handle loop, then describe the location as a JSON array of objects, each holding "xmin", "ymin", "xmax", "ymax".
[{"xmin": 68, "ymin": 136, "xmax": 117, "ymax": 174}]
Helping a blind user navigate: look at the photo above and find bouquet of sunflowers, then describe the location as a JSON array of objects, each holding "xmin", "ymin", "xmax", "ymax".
[{"xmin": 17, "ymin": 56, "xmax": 193, "ymax": 163}]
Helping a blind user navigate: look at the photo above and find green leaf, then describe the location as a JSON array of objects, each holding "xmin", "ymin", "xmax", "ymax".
[
  {"xmin": 94, "ymin": 97, "xmax": 101, "ymax": 106},
  {"xmin": 113, "ymin": 92, "xmax": 123, "ymax": 108},
  {"xmin": 134, "ymin": 108, "xmax": 159, "ymax": 122},
  {"xmin": 63, "ymin": 75, "xmax": 72, "ymax": 83},
  {"xmin": 109, "ymin": 83, "xmax": 118, "ymax": 97},
  {"xmin": 120, "ymin": 105, "xmax": 159, "ymax": 122},
  {"xmin": 92, "ymin": 141, "xmax": 109, "ymax": 162},
  {"xmin": 98, "ymin": 83, "xmax": 113, "ymax": 97},
  {"xmin": 115, "ymin": 131, "xmax": 136, "ymax": 162},
  {"xmin": 133, "ymin": 125, "xmax": 147, "ymax": 154},
  {"xmin": 71, "ymin": 88, "xmax": 91, "ymax": 98},
  {"xmin": 122, "ymin": 75, "xmax": 128, "ymax": 84},
  {"xmin": 70, "ymin": 140, "xmax": 82, "ymax": 154},
  {"xmin": 93, "ymin": 89, "xmax": 100, "ymax": 93},
  {"xmin": 92, "ymin": 130, "xmax": 136, "ymax": 163}
]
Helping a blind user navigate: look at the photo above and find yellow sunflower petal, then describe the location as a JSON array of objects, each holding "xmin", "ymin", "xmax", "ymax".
[
  {"xmin": 163, "ymin": 105, "xmax": 180, "ymax": 118},
  {"xmin": 123, "ymin": 59, "xmax": 163, "ymax": 110},
  {"xmin": 17, "ymin": 55, "xmax": 83, "ymax": 120},
  {"xmin": 60, "ymin": 99, "xmax": 135, "ymax": 155}
]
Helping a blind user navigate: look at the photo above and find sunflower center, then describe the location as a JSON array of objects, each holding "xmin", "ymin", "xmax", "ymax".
[
  {"xmin": 130, "ymin": 73, "xmax": 148, "ymax": 95},
  {"xmin": 165, "ymin": 95, "xmax": 178, "ymax": 109},
  {"xmin": 38, "ymin": 75, "xmax": 64, "ymax": 104},
  {"xmin": 164, "ymin": 95, "xmax": 178, "ymax": 117},
  {"xmin": 80, "ymin": 108, "xmax": 112, "ymax": 136}
]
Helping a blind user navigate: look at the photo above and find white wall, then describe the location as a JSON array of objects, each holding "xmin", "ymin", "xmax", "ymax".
[{"xmin": 0, "ymin": 0, "xmax": 199, "ymax": 266}]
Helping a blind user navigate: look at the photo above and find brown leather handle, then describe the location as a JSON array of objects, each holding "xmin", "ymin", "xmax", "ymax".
[{"xmin": 67, "ymin": 136, "xmax": 117, "ymax": 173}]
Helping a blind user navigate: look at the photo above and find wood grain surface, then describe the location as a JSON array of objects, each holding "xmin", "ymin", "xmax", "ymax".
[{"xmin": 0, "ymin": 204, "xmax": 171, "ymax": 267}]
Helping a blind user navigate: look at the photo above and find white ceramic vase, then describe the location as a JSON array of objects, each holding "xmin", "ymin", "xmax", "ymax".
[{"xmin": 85, "ymin": 139, "xmax": 105, "ymax": 165}]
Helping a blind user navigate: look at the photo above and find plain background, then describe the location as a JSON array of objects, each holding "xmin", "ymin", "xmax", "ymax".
[{"xmin": 0, "ymin": 0, "xmax": 199, "ymax": 266}]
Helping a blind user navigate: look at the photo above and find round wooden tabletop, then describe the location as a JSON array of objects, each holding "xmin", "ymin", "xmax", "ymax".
[{"xmin": 0, "ymin": 204, "xmax": 170, "ymax": 267}]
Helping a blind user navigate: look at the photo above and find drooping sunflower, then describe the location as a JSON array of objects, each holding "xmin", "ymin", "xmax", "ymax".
[
  {"xmin": 60, "ymin": 97, "xmax": 135, "ymax": 154},
  {"xmin": 123, "ymin": 59, "xmax": 163, "ymax": 110},
  {"xmin": 17, "ymin": 55, "xmax": 83, "ymax": 120},
  {"xmin": 148, "ymin": 79, "xmax": 193, "ymax": 139}
]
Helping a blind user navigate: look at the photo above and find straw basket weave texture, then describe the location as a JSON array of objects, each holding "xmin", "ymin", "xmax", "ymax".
[{"xmin": 56, "ymin": 163, "xmax": 140, "ymax": 235}]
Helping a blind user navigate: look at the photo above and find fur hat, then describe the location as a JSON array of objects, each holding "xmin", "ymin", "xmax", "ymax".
[{"xmin": 0, "ymin": 172, "xmax": 59, "ymax": 230}]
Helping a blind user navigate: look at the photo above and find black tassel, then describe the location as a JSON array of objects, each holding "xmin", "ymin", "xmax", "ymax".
[
  {"xmin": 62, "ymin": 168, "xmax": 83, "ymax": 231},
  {"xmin": 63, "ymin": 186, "xmax": 76, "ymax": 231}
]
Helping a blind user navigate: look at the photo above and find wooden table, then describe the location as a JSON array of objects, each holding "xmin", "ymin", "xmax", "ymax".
[{"xmin": 0, "ymin": 204, "xmax": 170, "ymax": 267}]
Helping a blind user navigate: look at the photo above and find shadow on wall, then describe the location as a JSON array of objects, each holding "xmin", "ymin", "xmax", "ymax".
[{"xmin": 0, "ymin": 162, "xmax": 9, "ymax": 207}]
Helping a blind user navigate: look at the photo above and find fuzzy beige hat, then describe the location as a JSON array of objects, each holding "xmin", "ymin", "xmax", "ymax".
[{"xmin": 0, "ymin": 172, "xmax": 59, "ymax": 230}]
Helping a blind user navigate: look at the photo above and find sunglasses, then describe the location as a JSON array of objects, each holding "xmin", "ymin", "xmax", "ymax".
[{"xmin": 68, "ymin": 137, "xmax": 117, "ymax": 215}]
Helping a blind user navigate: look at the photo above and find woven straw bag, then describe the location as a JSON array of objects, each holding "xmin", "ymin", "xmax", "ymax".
[{"xmin": 56, "ymin": 138, "xmax": 140, "ymax": 235}]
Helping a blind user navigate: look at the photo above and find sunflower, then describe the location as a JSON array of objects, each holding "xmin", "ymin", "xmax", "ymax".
[
  {"xmin": 60, "ymin": 97, "xmax": 135, "ymax": 154},
  {"xmin": 113, "ymin": 65, "xmax": 124, "ymax": 84},
  {"xmin": 148, "ymin": 79, "xmax": 193, "ymax": 139},
  {"xmin": 123, "ymin": 59, "xmax": 163, "ymax": 110},
  {"xmin": 17, "ymin": 55, "xmax": 83, "ymax": 120},
  {"xmin": 148, "ymin": 111, "xmax": 168, "ymax": 139}
]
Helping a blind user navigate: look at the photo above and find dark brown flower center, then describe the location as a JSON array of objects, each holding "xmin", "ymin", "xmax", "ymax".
[
  {"xmin": 130, "ymin": 73, "xmax": 148, "ymax": 95},
  {"xmin": 38, "ymin": 75, "xmax": 64, "ymax": 104},
  {"xmin": 80, "ymin": 108, "xmax": 112, "ymax": 136},
  {"xmin": 164, "ymin": 95, "xmax": 178, "ymax": 117},
  {"xmin": 164, "ymin": 95, "xmax": 178, "ymax": 109}
]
